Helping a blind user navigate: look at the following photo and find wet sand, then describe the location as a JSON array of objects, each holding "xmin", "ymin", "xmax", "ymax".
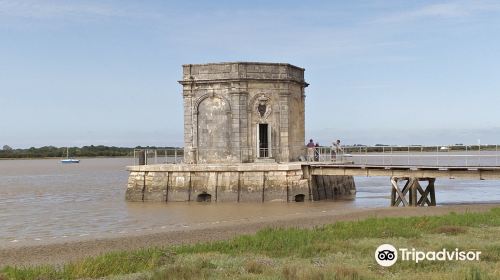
[{"xmin": 1, "ymin": 203, "xmax": 498, "ymax": 267}]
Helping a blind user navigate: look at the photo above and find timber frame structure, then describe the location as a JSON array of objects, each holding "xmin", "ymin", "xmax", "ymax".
[{"xmin": 390, "ymin": 177, "xmax": 436, "ymax": 207}]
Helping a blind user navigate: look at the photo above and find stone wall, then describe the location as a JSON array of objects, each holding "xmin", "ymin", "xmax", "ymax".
[{"xmin": 126, "ymin": 163, "xmax": 356, "ymax": 203}]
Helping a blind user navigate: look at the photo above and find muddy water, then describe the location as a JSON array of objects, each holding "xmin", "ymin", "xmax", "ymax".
[{"xmin": 0, "ymin": 158, "xmax": 499, "ymax": 247}]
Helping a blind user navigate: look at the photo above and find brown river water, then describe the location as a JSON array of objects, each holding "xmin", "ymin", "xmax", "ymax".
[{"xmin": 1, "ymin": 158, "xmax": 500, "ymax": 247}]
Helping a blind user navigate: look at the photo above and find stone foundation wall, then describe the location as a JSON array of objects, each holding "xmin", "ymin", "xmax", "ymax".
[{"xmin": 126, "ymin": 164, "xmax": 356, "ymax": 203}]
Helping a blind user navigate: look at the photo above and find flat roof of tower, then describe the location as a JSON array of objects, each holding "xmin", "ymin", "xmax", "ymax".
[{"xmin": 181, "ymin": 61, "xmax": 305, "ymax": 71}]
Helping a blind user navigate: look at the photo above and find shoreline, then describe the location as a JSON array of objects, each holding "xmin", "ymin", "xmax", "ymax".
[
  {"xmin": 0, "ymin": 156, "xmax": 134, "ymax": 160},
  {"xmin": 1, "ymin": 203, "xmax": 498, "ymax": 267}
]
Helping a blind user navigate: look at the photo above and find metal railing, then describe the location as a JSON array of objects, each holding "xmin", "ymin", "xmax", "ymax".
[
  {"xmin": 311, "ymin": 144, "xmax": 500, "ymax": 167},
  {"xmin": 258, "ymin": 147, "xmax": 270, "ymax": 158},
  {"xmin": 132, "ymin": 146, "xmax": 301, "ymax": 165},
  {"xmin": 133, "ymin": 144, "xmax": 500, "ymax": 167},
  {"xmin": 305, "ymin": 146, "xmax": 346, "ymax": 162},
  {"xmin": 133, "ymin": 148, "xmax": 184, "ymax": 165}
]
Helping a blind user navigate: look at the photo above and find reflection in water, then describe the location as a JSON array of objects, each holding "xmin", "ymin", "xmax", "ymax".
[{"xmin": 0, "ymin": 158, "xmax": 499, "ymax": 245}]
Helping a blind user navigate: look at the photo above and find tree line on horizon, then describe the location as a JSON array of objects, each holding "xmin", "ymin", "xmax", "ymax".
[{"xmin": 0, "ymin": 145, "xmax": 181, "ymax": 159}]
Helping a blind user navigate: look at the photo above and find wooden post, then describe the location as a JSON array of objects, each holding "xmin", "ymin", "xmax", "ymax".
[
  {"xmin": 410, "ymin": 179, "xmax": 418, "ymax": 207},
  {"xmin": 391, "ymin": 177, "xmax": 411, "ymax": 206},
  {"xmin": 415, "ymin": 178, "xmax": 436, "ymax": 206},
  {"xmin": 429, "ymin": 179, "xmax": 436, "ymax": 206},
  {"xmin": 391, "ymin": 183, "xmax": 396, "ymax": 206}
]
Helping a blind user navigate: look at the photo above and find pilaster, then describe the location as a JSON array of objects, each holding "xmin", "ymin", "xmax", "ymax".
[
  {"xmin": 182, "ymin": 88, "xmax": 195, "ymax": 163},
  {"xmin": 279, "ymin": 92, "xmax": 290, "ymax": 162}
]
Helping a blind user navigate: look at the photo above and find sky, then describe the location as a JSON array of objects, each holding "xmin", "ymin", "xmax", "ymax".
[{"xmin": 1, "ymin": 0, "xmax": 500, "ymax": 148}]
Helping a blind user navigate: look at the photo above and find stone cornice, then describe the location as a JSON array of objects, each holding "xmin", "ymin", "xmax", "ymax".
[
  {"xmin": 182, "ymin": 61, "xmax": 305, "ymax": 71},
  {"xmin": 178, "ymin": 78, "xmax": 309, "ymax": 87}
]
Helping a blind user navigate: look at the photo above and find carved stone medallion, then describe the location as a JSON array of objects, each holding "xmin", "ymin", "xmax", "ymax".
[{"xmin": 254, "ymin": 94, "xmax": 271, "ymax": 122}]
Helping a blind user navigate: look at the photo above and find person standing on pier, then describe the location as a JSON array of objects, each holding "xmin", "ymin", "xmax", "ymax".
[
  {"xmin": 330, "ymin": 142, "xmax": 336, "ymax": 161},
  {"xmin": 306, "ymin": 139, "xmax": 315, "ymax": 161},
  {"xmin": 333, "ymin": 139, "xmax": 344, "ymax": 161}
]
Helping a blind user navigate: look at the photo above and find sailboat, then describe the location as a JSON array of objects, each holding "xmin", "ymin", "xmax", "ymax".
[{"xmin": 61, "ymin": 147, "xmax": 80, "ymax": 163}]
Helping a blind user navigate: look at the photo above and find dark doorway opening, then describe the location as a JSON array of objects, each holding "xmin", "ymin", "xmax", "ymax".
[
  {"xmin": 294, "ymin": 194, "xmax": 305, "ymax": 202},
  {"xmin": 196, "ymin": 192, "xmax": 212, "ymax": 202},
  {"xmin": 259, "ymin": 123, "xmax": 269, "ymax": 158}
]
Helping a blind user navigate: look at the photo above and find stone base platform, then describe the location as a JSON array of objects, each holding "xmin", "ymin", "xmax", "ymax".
[{"xmin": 126, "ymin": 163, "xmax": 356, "ymax": 203}]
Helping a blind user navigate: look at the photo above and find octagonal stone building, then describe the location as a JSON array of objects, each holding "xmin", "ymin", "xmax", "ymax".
[
  {"xmin": 180, "ymin": 62, "xmax": 309, "ymax": 164},
  {"xmin": 126, "ymin": 62, "xmax": 356, "ymax": 203}
]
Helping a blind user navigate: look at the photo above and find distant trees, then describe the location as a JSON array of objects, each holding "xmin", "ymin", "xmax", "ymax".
[{"xmin": 0, "ymin": 145, "xmax": 179, "ymax": 159}]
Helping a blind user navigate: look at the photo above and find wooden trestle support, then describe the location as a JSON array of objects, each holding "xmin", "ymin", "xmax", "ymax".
[{"xmin": 390, "ymin": 177, "xmax": 436, "ymax": 207}]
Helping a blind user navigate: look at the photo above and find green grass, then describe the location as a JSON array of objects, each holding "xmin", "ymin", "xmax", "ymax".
[{"xmin": 2, "ymin": 208, "xmax": 500, "ymax": 279}]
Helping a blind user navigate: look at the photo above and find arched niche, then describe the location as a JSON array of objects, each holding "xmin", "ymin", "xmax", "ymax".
[{"xmin": 195, "ymin": 95, "xmax": 232, "ymax": 163}]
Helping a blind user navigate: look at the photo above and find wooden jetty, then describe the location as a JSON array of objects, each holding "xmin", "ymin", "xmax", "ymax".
[{"xmin": 305, "ymin": 164, "xmax": 500, "ymax": 207}]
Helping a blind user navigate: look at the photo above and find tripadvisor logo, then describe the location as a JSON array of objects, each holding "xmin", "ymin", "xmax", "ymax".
[
  {"xmin": 375, "ymin": 244, "xmax": 481, "ymax": 267},
  {"xmin": 375, "ymin": 244, "xmax": 398, "ymax": 267}
]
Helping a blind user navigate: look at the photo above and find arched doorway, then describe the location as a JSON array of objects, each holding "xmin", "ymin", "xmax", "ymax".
[{"xmin": 196, "ymin": 192, "xmax": 212, "ymax": 202}]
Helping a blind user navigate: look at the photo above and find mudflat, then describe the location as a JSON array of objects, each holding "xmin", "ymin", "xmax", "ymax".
[{"xmin": 1, "ymin": 204, "xmax": 498, "ymax": 267}]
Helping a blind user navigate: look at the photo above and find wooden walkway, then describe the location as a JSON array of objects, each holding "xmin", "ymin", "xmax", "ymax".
[
  {"xmin": 307, "ymin": 164, "xmax": 500, "ymax": 180},
  {"xmin": 303, "ymin": 163, "xmax": 500, "ymax": 207}
]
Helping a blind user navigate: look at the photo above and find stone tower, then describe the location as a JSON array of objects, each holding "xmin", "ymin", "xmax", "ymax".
[{"xmin": 179, "ymin": 62, "xmax": 308, "ymax": 163}]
